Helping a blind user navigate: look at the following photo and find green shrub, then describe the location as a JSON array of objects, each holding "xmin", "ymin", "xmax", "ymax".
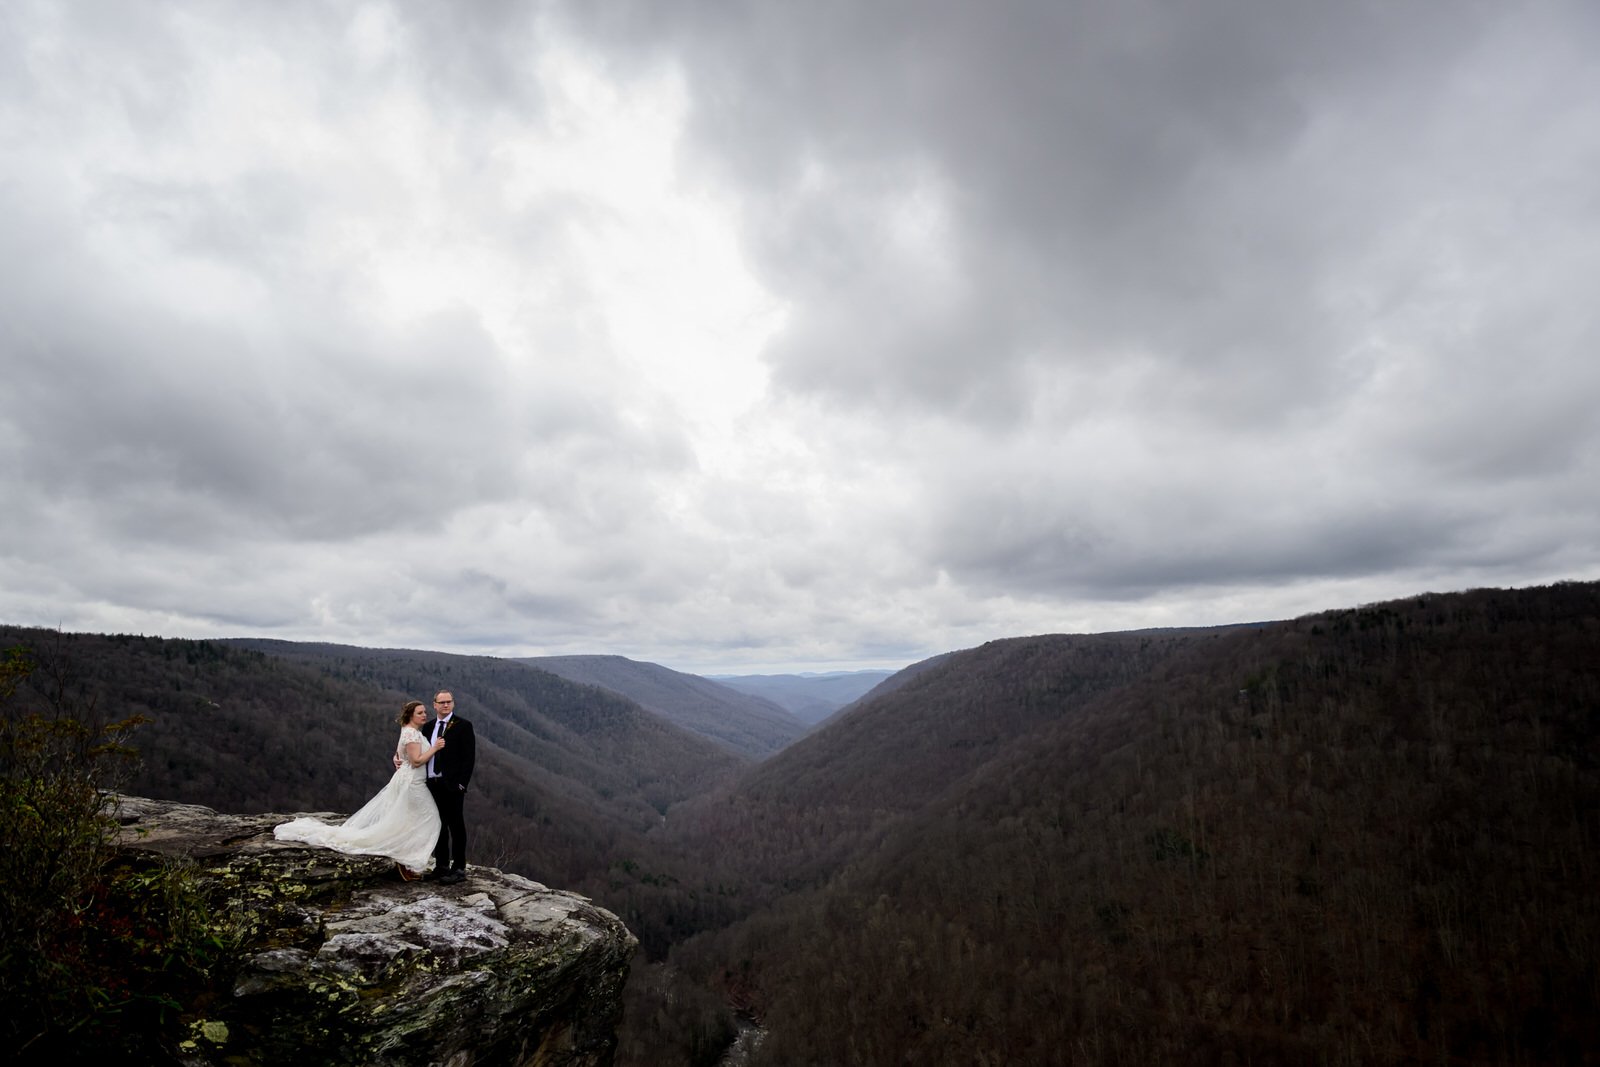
[{"xmin": 0, "ymin": 644, "xmax": 233, "ymax": 1061}]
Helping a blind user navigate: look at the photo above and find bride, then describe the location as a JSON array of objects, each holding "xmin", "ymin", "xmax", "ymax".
[{"xmin": 275, "ymin": 699, "xmax": 445, "ymax": 880}]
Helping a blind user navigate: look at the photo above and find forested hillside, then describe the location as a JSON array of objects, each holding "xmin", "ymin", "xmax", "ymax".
[
  {"xmin": 6, "ymin": 581, "xmax": 1597, "ymax": 1065},
  {"xmin": 639, "ymin": 583, "xmax": 1600, "ymax": 1065},
  {"xmin": 521, "ymin": 654, "xmax": 808, "ymax": 758},
  {"xmin": 0, "ymin": 629, "xmax": 741, "ymax": 905},
  {"xmin": 227, "ymin": 639, "xmax": 745, "ymax": 816},
  {"xmin": 649, "ymin": 629, "xmax": 1231, "ymax": 915}
]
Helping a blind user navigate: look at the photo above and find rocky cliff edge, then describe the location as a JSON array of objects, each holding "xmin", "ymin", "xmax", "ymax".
[{"xmin": 114, "ymin": 795, "xmax": 636, "ymax": 1067}]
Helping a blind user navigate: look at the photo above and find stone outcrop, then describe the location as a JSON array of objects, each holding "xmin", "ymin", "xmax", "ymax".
[{"xmin": 113, "ymin": 796, "xmax": 636, "ymax": 1067}]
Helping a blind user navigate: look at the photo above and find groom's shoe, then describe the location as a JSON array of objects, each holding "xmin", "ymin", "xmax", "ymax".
[
  {"xmin": 438, "ymin": 869, "xmax": 466, "ymax": 885},
  {"xmin": 421, "ymin": 867, "xmax": 443, "ymax": 881}
]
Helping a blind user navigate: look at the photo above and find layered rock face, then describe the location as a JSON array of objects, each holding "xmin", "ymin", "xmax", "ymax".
[{"xmin": 114, "ymin": 796, "xmax": 636, "ymax": 1067}]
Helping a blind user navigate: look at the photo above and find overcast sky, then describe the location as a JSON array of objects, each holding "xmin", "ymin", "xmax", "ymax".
[{"xmin": 4, "ymin": 1, "xmax": 1598, "ymax": 674}]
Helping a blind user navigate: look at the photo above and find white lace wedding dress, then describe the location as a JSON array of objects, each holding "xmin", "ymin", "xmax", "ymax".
[{"xmin": 274, "ymin": 725, "xmax": 441, "ymax": 871}]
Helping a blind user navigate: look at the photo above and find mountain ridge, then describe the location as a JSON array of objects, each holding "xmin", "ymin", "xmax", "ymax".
[
  {"xmin": 708, "ymin": 669, "xmax": 898, "ymax": 725},
  {"xmin": 520, "ymin": 653, "xmax": 808, "ymax": 758},
  {"xmin": 657, "ymin": 582, "xmax": 1600, "ymax": 1064},
  {"xmin": 0, "ymin": 628, "xmax": 742, "ymax": 907}
]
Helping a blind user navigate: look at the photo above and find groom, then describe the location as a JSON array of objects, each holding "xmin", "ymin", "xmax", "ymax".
[{"xmin": 423, "ymin": 690, "xmax": 476, "ymax": 884}]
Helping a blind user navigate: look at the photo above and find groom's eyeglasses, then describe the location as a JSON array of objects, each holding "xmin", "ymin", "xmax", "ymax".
[{"xmin": 435, "ymin": 700, "xmax": 453, "ymax": 705}]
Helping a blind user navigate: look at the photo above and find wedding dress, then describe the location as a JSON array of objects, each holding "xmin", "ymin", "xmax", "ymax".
[{"xmin": 274, "ymin": 725, "xmax": 441, "ymax": 872}]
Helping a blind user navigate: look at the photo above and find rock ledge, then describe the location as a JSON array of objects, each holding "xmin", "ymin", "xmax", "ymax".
[{"xmin": 115, "ymin": 795, "xmax": 636, "ymax": 1067}]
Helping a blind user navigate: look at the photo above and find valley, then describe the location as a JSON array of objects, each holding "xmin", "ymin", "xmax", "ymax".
[{"xmin": 3, "ymin": 580, "xmax": 1597, "ymax": 1064}]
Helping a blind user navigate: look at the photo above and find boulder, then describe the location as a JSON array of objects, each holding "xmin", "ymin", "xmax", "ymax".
[{"xmin": 114, "ymin": 796, "xmax": 636, "ymax": 1066}]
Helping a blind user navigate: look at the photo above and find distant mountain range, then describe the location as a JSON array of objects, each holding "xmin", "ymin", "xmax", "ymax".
[
  {"xmin": 708, "ymin": 669, "xmax": 898, "ymax": 724},
  {"xmin": 521, "ymin": 654, "xmax": 808, "ymax": 757}
]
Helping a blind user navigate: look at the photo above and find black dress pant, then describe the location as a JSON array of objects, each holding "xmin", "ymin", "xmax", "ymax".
[{"xmin": 427, "ymin": 777, "xmax": 467, "ymax": 872}]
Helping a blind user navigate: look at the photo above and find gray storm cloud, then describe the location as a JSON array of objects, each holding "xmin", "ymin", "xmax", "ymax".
[
  {"xmin": 2, "ymin": 0, "xmax": 1598, "ymax": 670},
  {"xmin": 559, "ymin": 0, "xmax": 1600, "ymax": 593}
]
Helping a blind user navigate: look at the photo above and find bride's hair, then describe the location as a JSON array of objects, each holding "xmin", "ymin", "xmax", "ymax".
[{"xmin": 397, "ymin": 699, "xmax": 425, "ymax": 725}]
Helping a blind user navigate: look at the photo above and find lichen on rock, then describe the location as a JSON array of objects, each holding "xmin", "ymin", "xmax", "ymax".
[{"xmin": 115, "ymin": 796, "xmax": 636, "ymax": 1066}]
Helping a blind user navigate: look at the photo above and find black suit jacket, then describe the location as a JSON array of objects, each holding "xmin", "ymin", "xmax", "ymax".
[{"xmin": 425, "ymin": 714, "xmax": 476, "ymax": 790}]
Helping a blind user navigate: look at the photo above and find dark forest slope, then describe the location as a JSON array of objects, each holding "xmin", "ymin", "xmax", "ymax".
[
  {"xmin": 228, "ymin": 639, "xmax": 745, "ymax": 810},
  {"xmin": 656, "ymin": 628, "xmax": 1234, "ymax": 906},
  {"xmin": 653, "ymin": 584, "xmax": 1600, "ymax": 1066},
  {"xmin": 0, "ymin": 629, "xmax": 742, "ymax": 899},
  {"xmin": 522, "ymin": 654, "xmax": 807, "ymax": 758}
]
